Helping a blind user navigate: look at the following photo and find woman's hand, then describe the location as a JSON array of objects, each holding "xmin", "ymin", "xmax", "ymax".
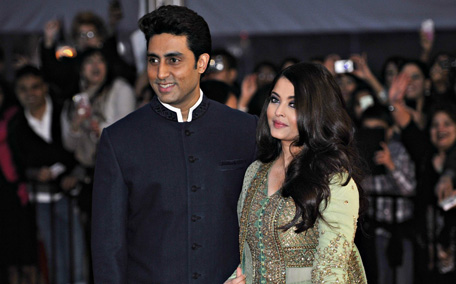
[
  {"xmin": 435, "ymin": 175, "xmax": 455, "ymax": 202},
  {"xmin": 374, "ymin": 142, "xmax": 395, "ymax": 171},
  {"xmin": 224, "ymin": 267, "xmax": 246, "ymax": 284}
]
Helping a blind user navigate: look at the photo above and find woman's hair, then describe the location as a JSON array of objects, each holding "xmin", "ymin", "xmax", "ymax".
[
  {"xmin": 428, "ymin": 102, "xmax": 456, "ymax": 130},
  {"xmin": 399, "ymin": 59, "xmax": 430, "ymax": 79},
  {"xmin": 257, "ymin": 62, "xmax": 367, "ymax": 233}
]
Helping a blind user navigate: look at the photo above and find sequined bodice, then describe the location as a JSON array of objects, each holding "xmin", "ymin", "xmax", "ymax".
[{"xmin": 241, "ymin": 163, "xmax": 319, "ymax": 283}]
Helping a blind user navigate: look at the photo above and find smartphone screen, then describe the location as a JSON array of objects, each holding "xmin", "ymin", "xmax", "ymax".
[{"xmin": 334, "ymin": 60, "xmax": 354, "ymax": 73}]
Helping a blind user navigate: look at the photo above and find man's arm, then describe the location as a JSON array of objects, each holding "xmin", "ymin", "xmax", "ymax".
[{"xmin": 92, "ymin": 129, "xmax": 128, "ymax": 283}]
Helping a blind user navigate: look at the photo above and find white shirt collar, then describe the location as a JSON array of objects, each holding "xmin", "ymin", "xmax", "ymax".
[
  {"xmin": 158, "ymin": 89, "xmax": 203, "ymax": 123},
  {"xmin": 24, "ymin": 95, "xmax": 53, "ymax": 143}
]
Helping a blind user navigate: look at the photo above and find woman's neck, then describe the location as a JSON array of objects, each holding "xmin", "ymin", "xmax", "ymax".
[{"xmin": 280, "ymin": 141, "xmax": 299, "ymax": 168}]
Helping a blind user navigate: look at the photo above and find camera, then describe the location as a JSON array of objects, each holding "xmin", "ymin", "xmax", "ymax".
[{"xmin": 334, "ymin": 60, "xmax": 354, "ymax": 73}]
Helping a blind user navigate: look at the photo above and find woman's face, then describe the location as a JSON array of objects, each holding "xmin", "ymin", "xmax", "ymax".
[
  {"xmin": 384, "ymin": 61, "xmax": 398, "ymax": 88},
  {"xmin": 430, "ymin": 111, "xmax": 456, "ymax": 152},
  {"xmin": 267, "ymin": 77, "xmax": 298, "ymax": 144},
  {"xmin": 430, "ymin": 54, "xmax": 450, "ymax": 84},
  {"xmin": 402, "ymin": 64, "xmax": 426, "ymax": 100},
  {"xmin": 336, "ymin": 74, "xmax": 356, "ymax": 103},
  {"xmin": 81, "ymin": 53, "xmax": 107, "ymax": 87}
]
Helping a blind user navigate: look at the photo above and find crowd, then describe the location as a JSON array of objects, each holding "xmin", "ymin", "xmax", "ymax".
[{"xmin": 0, "ymin": 3, "xmax": 455, "ymax": 284}]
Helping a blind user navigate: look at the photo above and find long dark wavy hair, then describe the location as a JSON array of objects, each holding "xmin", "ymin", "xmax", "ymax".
[{"xmin": 256, "ymin": 62, "xmax": 367, "ymax": 233}]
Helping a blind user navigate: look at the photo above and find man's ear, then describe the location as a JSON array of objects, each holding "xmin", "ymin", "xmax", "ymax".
[{"xmin": 197, "ymin": 53, "xmax": 210, "ymax": 74}]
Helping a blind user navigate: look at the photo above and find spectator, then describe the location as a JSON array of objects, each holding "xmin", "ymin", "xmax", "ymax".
[
  {"xmin": 40, "ymin": 11, "xmax": 136, "ymax": 104},
  {"xmin": 0, "ymin": 79, "xmax": 38, "ymax": 284},
  {"xmin": 8, "ymin": 65, "xmax": 86, "ymax": 284},
  {"xmin": 358, "ymin": 105, "xmax": 416, "ymax": 284}
]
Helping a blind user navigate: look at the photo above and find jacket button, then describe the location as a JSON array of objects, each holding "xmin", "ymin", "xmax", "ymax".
[
  {"xmin": 191, "ymin": 185, "xmax": 200, "ymax": 192},
  {"xmin": 185, "ymin": 130, "xmax": 193, "ymax": 136},
  {"xmin": 192, "ymin": 272, "xmax": 201, "ymax": 279},
  {"xmin": 191, "ymin": 215, "xmax": 201, "ymax": 222},
  {"xmin": 188, "ymin": 156, "xmax": 198, "ymax": 163},
  {"xmin": 192, "ymin": 243, "xmax": 201, "ymax": 250}
]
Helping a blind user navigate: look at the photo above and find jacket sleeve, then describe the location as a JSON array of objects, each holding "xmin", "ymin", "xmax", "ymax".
[
  {"xmin": 91, "ymin": 129, "xmax": 128, "ymax": 283},
  {"xmin": 312, "ymin": 175, "xmax": 360, "ymax": 283}
]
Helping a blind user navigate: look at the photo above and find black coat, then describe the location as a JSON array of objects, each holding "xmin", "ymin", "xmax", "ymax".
[{"xmin": 91, "ymin": 96, "xmax": 257, "ymax": 283}]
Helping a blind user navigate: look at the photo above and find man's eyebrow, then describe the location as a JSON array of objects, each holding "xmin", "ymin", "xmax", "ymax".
[{"xmin": 147, "ymin": 52, "xmax": 184, "ymax": 57}]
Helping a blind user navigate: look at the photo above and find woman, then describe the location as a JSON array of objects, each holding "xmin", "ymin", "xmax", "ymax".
[
  {"xmin": 62, "ymin": 47, "xmax": 136, "ymax": 169},
  {"xmin": 389, "ymin": 74, "xmax": 456, "ymax": 282},
  {"xmin": 227, "ymin": 63, "xmax": 367, "ymax": 283}
]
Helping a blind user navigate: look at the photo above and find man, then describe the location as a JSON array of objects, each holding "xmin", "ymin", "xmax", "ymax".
[
  {"xmin": 8, "ymin": 65, "xmax": 85, "ymax": 284},
  {"xmin": 91, "ymin": 5, "xmax": 257, "ymax": 283}
]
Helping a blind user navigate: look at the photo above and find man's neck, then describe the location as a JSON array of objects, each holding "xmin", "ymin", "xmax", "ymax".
[{"xmin": 29, "ymin": 104, "xmax": 47, "ymax": 120}]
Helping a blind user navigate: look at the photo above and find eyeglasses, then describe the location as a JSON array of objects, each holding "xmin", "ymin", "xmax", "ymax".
[{"xmin": 79, "ymin": 31, "xmax": 97, "ymax": 39}]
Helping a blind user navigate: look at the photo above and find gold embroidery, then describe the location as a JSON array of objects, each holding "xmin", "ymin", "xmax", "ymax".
[{"xmin": 239, "ymin": 163, "xmax": 366, "ymax": 283}]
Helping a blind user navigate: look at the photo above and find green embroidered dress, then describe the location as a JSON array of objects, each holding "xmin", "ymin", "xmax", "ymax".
[{"xmin": 233, "ymin": 161, "xmax": 367, "ymax": 284}]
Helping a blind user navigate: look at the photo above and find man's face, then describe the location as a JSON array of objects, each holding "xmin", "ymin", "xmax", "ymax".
[
  {"xmin": 147, "ymin": 33, "xmax": 209, "ymax": 111},
  {"xmin": 77, "ymin": 24, "xmax": 102, "ymax": 51},
  {"xmin": 15, "ymin": 75, "xmax": 47, "ymax": 111}
]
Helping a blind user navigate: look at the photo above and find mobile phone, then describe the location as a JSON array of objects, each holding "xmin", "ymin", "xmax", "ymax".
[
  {"xmin": 334, "ymin": 60, "xmax": 354, "ymax": 73},
  {"xmin": 359, "ymin": 95, "xmax": 374, "ymax": 111},
  {"xmin": 421, "ymin": 19, "xmax": 434, "ymax": 42},
  {"xmin": 73, "ymin": 93, "xmax": 91, "ymax": 116}
]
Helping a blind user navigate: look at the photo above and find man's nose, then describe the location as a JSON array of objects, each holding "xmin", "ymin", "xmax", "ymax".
[{"xmin": 157, "ymin": 62, "xmax": 169, "ymax": 79}]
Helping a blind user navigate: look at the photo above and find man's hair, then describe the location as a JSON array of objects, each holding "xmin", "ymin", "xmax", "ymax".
[
  {"xmin": 71, "ymin": 11, "xmax": 108, "ymax": 42},
  {"xmin": 15, "ymin": 65, "xmax": 44, "ymax": 85},
  {"xmin": 138, "ymin": 5, "xmax": 212, "ymax": 62}
]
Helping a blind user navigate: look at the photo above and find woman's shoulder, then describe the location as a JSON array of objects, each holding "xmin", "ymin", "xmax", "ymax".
[
  {"xmin": 246, "ymin": 160, "xmax": 263, "ymax": 173},
  {"xmin": 329, "ymin": 173, "xmax": 358, "ymax": 198}
]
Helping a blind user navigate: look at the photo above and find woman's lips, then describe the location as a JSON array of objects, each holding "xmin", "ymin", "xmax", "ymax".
[{"xmin": 273, "ymin": 120, "xmax": 287, "ymax": 128}]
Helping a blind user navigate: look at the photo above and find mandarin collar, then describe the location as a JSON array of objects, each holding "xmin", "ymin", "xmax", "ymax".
[{"xmin": 150, "ymin": 90, "xmax": 209, "ymax": 122}]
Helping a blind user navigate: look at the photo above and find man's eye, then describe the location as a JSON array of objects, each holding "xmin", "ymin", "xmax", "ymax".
[
  {"xmin": 169, "ymin": 58, "xmax": 180, "ymax": 64},
  {"xmin": 148, "ymin": 58, "xmax": 159, "ymax": 64}
]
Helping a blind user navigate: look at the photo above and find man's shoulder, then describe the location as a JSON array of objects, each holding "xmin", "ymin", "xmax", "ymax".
[
  {"xmin": 104, "ymin": 104, "xmax": 154, "ymax": 135},
  {"xmin": 206, "ymin": 99, "xmax": 257, "ymax": 123}
]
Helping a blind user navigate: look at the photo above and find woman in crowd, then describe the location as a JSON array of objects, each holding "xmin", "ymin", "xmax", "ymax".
[
  {"xmin": 61, "ymin": 48, "xmax": 135, "ymax": 275},
  {"xmin": 389, "ymin": 73, "xmax": 456, "ymax": 283},
  {"xmin": 62, "ymin": 47, "xmax": 135, "ymax": 170},
  {"xmin": 429, "ymin": 53, "xmax": 455, "ymax": 105},
  {"xmin": 227, "ymin": 62, "xmax": 367, "ymax": 283}
]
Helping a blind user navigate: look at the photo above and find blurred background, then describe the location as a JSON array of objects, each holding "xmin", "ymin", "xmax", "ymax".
[{"xmin": 1, "ymin": 0, "xmax": 455, "ymax": 81}]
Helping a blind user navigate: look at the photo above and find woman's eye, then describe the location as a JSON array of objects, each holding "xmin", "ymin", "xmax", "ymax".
[
  {"xmin": 289, "ymin": 101, "xmax": 295, "ymax": 108},
  {"xmin": 270, "ymin": 96, "xmax": 279, "ymax": 103}
]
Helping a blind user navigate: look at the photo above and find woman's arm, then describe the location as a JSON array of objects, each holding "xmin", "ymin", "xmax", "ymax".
[{"xmin": 312, "ymin": 175, "xmax": 363, "ymax": 282}]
